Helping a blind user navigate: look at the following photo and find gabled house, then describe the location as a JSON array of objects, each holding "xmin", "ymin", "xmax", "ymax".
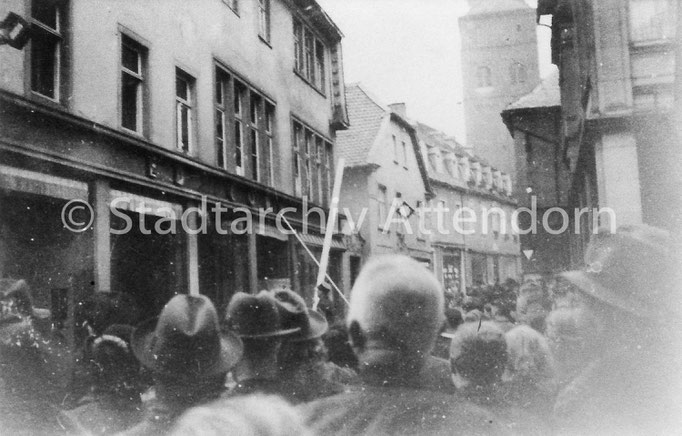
[
  {"xmin": 413, "ymin": 119, "xmax": 521, "ymax": 292},
  {"xmin": 336, "ymin": 84, "xmax": 433, "ymax": 278}
]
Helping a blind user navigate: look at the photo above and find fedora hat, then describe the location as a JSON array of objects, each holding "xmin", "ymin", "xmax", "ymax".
[
  {"xmin": 272, "ymin": 289, "xmax": 328, "ymax": 341},
  {"xmin": 132, "ymin": 294, "xmax": 242, "ymax": 379},
  {"xmin": 225, "ymin": 291, "xmax": 300, "ymax": 338},
  {"xmin": 560, "ymin": 224, "xmax": 679, "ymax": 319}
]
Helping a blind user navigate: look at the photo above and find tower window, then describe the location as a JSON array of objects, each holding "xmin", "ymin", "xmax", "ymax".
[
  {"xmin": 510, "ymin": 62, "xmax": 527, "ymax": 85},
  {"xmin": 476, "ymin": 66, "xmax": 492, "ymax": 88}
]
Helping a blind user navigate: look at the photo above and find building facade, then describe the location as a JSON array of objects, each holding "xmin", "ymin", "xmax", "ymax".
[
  {"xmin": 502, "ymin": 69, "xmax": 573, "ymax": 275},
  {"xmin": 414, "ymin": 119, "xmax": 521, "ymax": 292},
  {"xmin": 458, "ymin": 0, "xmax": 540, "ymax": 176},
  {"xmin": 336, "ymin": 85, "xmax": 434, "ymax": 284},
  {"xmin": 506, "ymin": 0, "xmax": 679, "ymax": 267},
  {"xmin": 0, "ymin": 0, "xmax": 349, "ymax": 346}
]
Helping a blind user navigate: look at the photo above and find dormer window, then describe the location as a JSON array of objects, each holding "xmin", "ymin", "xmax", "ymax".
[
  {"xmin": 510, "ymin": 62, "xmax": 527, "ymax": 85},
  {"xmin": 458, "ymin": 156, "xmax": 470, "ymax": 181},
  {"xmin": 476, "ymin": 66, "xmax": 492, "ymax": 88},
  {"xmin": 503, "ymin": 174, "xmax": 512, "ymax": 196},
  {"xmin": 470, "ymin": 161, "xmax": 481, "ymax": 185},
  {"xmin": 493, "ymin": 170, "xmax": 502, "ymax": 191},
  {"xmin": 482, "ymin": 166, "xmax": 493, "ymax": 189},
  {"xmin": 445, "ymin": 154, "xmax": 456, "ymax": 176}
]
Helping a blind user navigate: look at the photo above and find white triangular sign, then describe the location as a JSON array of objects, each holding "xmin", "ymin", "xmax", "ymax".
[{"xmin": 523, "ymin": 249, "xmax": 534, "ymax": 260}]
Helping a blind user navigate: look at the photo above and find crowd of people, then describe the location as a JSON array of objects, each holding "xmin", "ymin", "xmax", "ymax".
[{"xmin": 0, "ymin": 223, "xmax": 680, "ymax": 435}]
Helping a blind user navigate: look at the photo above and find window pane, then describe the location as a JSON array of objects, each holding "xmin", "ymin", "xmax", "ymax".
[
  {"xmin": 235, "ymin": 121, "xmax": 243, "ymax": 168},
  {"xmin": 179, "ymin": 105, "xmax": 190, "ymax": 151},
  {"xmin": 315, "ymin": 40, "xmax": 325, "ymax": 90},
  {"xmin": 251, "ymin": 129, "xmax": 259, "ymax": 180},
  {"xmin": 216, "ymin": 110, "xmax": 225, "ymax": 168},
  {"xmin": 122, "ymin": 42, "xmax": 140, "ymax": 73},
  {"xmin": 121, "ymin": 73, "xmax": 140, "ymax": 131},
  {"xmin": 234, "ymin": 83, "xmax": 243, "ymax": 115},
  {"xmin": 305, "ymin": 31, "xmax": 314, "ymax": 81},
  {"xmin": 31, "ymin": 31, "xmax": 58, "ymax": 98},
  {"xmin": 176, "ymin": 76, "xmax": 188, "ymax": 100},
  {"xmin": 32, "ymin": 1, "xmax": 58, "ymax": 29}
]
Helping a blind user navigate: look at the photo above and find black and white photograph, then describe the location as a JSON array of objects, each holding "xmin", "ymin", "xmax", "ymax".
[{"xmin": 0, "ymin": 0, "xmax": 680, "ymax": 434}]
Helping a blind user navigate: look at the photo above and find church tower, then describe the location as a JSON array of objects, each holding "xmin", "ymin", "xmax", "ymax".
[{"xmin": 459, "ymin": 0, "xmax": 539, "ymax": 175}]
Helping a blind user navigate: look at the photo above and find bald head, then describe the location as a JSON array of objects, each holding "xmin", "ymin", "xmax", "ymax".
[{"xmin": 347, "ymin": 255, "xmax": 444, "ymax": 358}]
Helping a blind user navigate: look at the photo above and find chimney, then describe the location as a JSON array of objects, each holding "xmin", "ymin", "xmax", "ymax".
[{"xmin": 388, "ymin": 102, "xmax": 407, "ymax": 118}]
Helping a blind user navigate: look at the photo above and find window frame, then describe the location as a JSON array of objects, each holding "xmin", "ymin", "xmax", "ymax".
[
  {"xmin": 249, "ymin": 93, "xmax": 262, "ymax": 182},
  {"xmin": 476, "ymin": 66, "xmax": 492, "ymax": 88},
  {"xmin": 291, "ymin": 119, "xmax": 333, "ymax": 205},
  {"xmin": 29, "ymin": 0, "xmax": 64, "ymax": 102},
  {"xmin": 222, "ymin": 0, "xmax": 239, "ymax": 15},
  {"xmin": 377, "ymin": 184, "xmax": 388, "ymax": 228},
  {"xmin": 258, "ymin": 0, "xmax": 271, "ymax": 43},
  {"xmin": 120, "ymin": 34, "xmax": 147, "ymax": 135},
  {"xmin": 175, "ymin": 68, "xmax": 195, "ymax": 154},
  {"xmin": 293, "ymin": 17, "xmax": 328, "ymax": 95}
]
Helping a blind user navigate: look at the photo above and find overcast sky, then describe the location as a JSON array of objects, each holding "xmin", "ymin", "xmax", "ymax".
[{"xmin": 317, "ymin": 0, "xmax": 551, "ymax": 140}]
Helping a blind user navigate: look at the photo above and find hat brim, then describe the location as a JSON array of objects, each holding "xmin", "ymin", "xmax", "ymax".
[
  {"xmin": 291, "ymin": 310, "xmax": 328, "ymax": 341},
  {"xmin": 559, "ymin": 270, "xmax": 657, "ymax": 319},
  {"xmin": 232, "ymin": 326, "xmax": 301, "ymax": 339},
  {"xmin": 131, "ymin": 317, "xmax": 243, "ymax": 378}
]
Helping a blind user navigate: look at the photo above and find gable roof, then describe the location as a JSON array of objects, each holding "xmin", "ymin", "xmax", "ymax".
[
  {"xmin": 464, "ymin": 0, "xmax": 531, "ymax": 17},
  {"xmin": 337, "ymin": 83, "xmax": 433, "ymax": 198},
  {"xmin": 506, "ymin": 67, "xmax": 560, "ymax": 110},
  {"xmin": 336, "ymin": 83, "xmax": 385, "ymax": 167}
]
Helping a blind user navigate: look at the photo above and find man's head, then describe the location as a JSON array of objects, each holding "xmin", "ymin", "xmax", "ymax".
[
  {"xmin": 347, "ymin": 255, "xmax": 444, "ymax": 362},
  {"xmin": 449, "ymin": 321, "xmax": 507, "ymax": 389}
]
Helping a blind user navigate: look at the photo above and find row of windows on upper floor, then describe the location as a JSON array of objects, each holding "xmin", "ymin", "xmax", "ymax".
[
  {"xmin": 475, "ymin": 63, "xmax": 527, "ymax": 89},
  {"xmin": 30, "ymin": 0, "xmax": 330, "ymax": 102},
  {"xmin": 27, "ymin": 0, "xmax": 334, "ymax": 205},
  {"xmin": 427, "ymin": 146, "xmax": 512, "ymax": 197},
  {"xmin": 375, "ymin": 185, "xmax": 519, "ymax": 242}
]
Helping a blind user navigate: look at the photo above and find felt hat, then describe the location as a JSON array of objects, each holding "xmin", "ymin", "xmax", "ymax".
[
  {"xmin": 272, "ymin": 289, "xmax": 328, "ymax": 341},
  {"xmin": 560, "ymin": 225, "xmax": 679, "ymax": 319},
  {"xmin": 225, "ymin": 291, "xmax": 300, "ymax": 338},
  {"xmin": 131, "ymin": 294, "xmax": 242, "ymax": 379}
]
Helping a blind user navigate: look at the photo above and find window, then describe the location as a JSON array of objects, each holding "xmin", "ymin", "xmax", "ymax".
[
  {"xmin": 378, "ymin": 185, "xmax": 388, "ymax": 226},
  {"xmin": 293, "ymin": 19, "xmax": 327, "ymax": 93},
  {"xmin": 392, "ymin": 135, "xmax": 398, "ymax": 163},
  {"xmin": 629, "ymin": 0, "xmax": 676, "ymax": 42},
  {"xmin": 314, "ymin": 40, "xmax": 326, "ymax": 93},
  {"xmin": 401, "ymin": 141, "xmax": 408, "ymax": 167},
  {"xmin": 121, "ymin": 35, "xmax": 146, "ymax": 134},
  {"xmin": 293, "ymin": 123, "xmax": 303, "ymax": 196},
  {"xmin": 234, "ymin": 81, "xmax": 246, "ymax": 175},
  {"xmin": 266, "ymin": 103, "xmax": 275, "ymax": 185},
  {"xmin": 305, "ymin": 30, "xmax": 314, "ymax": 83},
  {"xmin": 510, "ymin": 62, "xmax": 527, "ymax": 85},
  {"xmin": 476, "ymin": 66, "xmax": 492, "ymax": 88},
  {"xmin": 223, "ymin": 0, "xmax": 238, "ymax": 14},
  {"xmin": 304, "ymin": 131, "xmax": 313, "ymax": 198},
  {"xmin": 30, "ymin": 0, "xmax": 63, "ymax": 100},
  {"xmin": 175, "ymin": 69, "xmax": 194, "ymax": 153},
  {"xmin": 258, "ymin": 0, "xmax": 270, "ymax": 42},
  {"xmin": 294, "ymin": 20, "xmax": 303, "ymax": 71},
  {"xmin": 292, "ymin": 120, "xmax": 333, "ymax": 204},
  {"xmin": 316, "ymin": 137, "xmax": 324, "ymax": 204},
  {"xmin": 250, "ymin": 93, "xmax": 261, "ymax": 181},
  {"xmin": 215, "ymin": 68, "xmax": 229, "ymax": 169},
  {"xmin": 458, "ymin": 156, "xmax": 470, "ymax": 180},
  {"xmin": 445, "ymin": 155, "xmax": 455, "ymax": 176},
  {"xmin": 324, "ymin": 142, "xmax": 333, "ymax": 205}
]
